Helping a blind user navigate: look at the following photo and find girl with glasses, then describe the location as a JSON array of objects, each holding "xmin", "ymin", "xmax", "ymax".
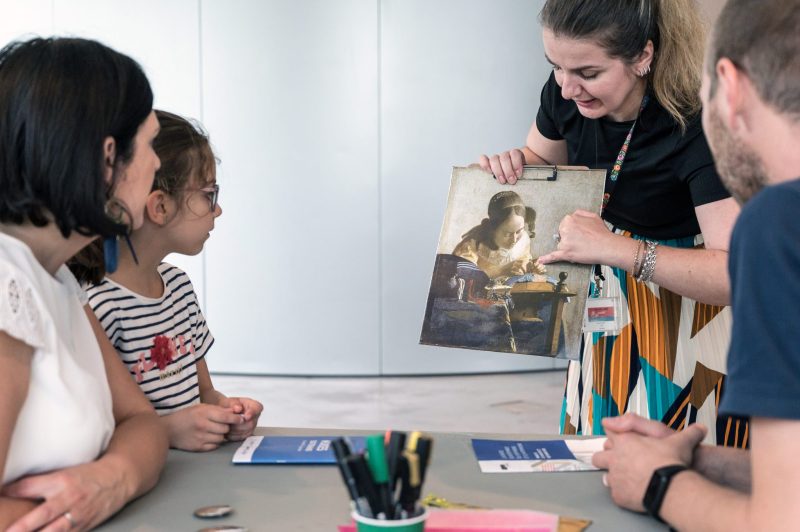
[{"xmin": 71, "ymin": 110, "xmax": 263, "ymax": 452}]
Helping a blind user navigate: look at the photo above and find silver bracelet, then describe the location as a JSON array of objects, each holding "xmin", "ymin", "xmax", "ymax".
[
  {"xmin": 632, "ymin": 239, "xmax": 645, "ymax": 278},
  {"xmin": 636, "ymin": 240, "xmax": 659, "ymax": 283}
]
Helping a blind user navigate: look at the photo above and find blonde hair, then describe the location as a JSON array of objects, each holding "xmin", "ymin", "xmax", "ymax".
[
  {"xmin": 652, "ymin": 0, "xmax": 705, "ymax": 129},
  {"xmin": 540, "ymin": 0, "xmax": 706, "ymax": 131}
]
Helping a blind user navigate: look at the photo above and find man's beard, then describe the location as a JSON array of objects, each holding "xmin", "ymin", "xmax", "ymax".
[{"xmin": 706, "ymin": 107, "xmax": 768, "ymax": 204}]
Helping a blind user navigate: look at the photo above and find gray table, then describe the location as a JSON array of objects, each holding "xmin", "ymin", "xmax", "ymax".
[{"xmin": 98, "ymin": 428, "xmax": 665, "ymax": 531}]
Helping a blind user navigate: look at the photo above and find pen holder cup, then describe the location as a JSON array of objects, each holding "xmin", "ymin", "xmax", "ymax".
[{"xmin": 351, "ymin": 507, "xmax": 427, "ymax": 532}]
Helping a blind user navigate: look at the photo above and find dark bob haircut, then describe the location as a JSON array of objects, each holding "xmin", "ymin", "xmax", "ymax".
[{"xmin": 0, "ymin": 37, "xmax": 153, "ymax": 238}]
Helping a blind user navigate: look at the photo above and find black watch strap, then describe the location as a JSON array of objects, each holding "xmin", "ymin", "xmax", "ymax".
[{"xmin": 642, "ymin": 464, "xmax": 689, "ymax": 523}]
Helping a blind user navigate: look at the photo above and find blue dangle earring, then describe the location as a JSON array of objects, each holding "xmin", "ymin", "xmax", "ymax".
[
  {"xmin": 103, "ymin": 198, "xmax": 139, "ymax": 274},
  {"xmin": 103, "ymin": 235, "xmax": 119, "ymax": 274}
]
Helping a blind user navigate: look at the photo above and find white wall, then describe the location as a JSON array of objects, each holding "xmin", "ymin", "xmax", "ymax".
[{"xmin": 1, "ymin": 0, "xmax": 567, "ymax": 375}]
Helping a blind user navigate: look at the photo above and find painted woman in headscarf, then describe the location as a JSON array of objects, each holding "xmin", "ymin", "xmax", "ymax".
[{"xmin": 453, "ymin": 191, "xmax": 546, "ymax": 280}]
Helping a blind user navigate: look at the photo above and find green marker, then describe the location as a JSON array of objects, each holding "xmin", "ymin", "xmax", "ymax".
[{"xmin": 365, "ymin": 434, "xmax": 393, "ymax": 519}]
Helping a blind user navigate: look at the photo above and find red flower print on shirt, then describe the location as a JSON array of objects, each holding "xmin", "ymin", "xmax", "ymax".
[{"xmin": 150, "ymin": 335, "xmax": 177, "ymax": 370}]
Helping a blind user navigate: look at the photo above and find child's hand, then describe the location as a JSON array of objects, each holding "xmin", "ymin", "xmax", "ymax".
[
  {"xmin": 219, "ymin": 396, "xmax": 263, "ymax": 441},
  {"xmin": 163, "ymin": 404, "xmax": 244, "ymax": 452}
]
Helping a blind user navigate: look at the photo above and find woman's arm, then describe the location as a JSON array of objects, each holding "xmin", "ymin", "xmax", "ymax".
[
  {"xmin": 539, "ymin": 198, "xmax": 740, "ymax": 305},
  {"xmin": 89, "ymin": 305, "xmax": 169, "ymax": 497},
  {"xmin": 452, "ymin": 238, "xmax": 480, "ymax": 264},
  {"xmin": 607, "ymin": 198, "xmax": 738, "ymax": 305},
  {"xmin": 3, "ymin": 308, "xmax": 169, "ymax": 531},
  {"xmin": 0, "ymin": 331, "xmax": 38, "ymax": 529},
  {"xmin": 479, "ymin": 121, "xmax": 568, "ymax": 184}
]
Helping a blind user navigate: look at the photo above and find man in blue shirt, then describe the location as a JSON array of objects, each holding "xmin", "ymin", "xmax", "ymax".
[{"xmin": 591, "ymin": 0, "xmax": 800, "ymax": 529}]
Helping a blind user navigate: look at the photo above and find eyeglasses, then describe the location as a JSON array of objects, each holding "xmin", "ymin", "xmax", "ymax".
[
  {"xmin": 196, "ymin": 183, "xmax": 219, "ymax": 213},
  {"xmin": 177, "ymin": 182, "xmax": 220, "ymax": 217}
]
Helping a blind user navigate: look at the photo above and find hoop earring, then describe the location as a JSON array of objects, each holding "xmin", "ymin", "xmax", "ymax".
[{"xmin": 103, "ymin": 198, "xmax": 139, "ymax": 273}]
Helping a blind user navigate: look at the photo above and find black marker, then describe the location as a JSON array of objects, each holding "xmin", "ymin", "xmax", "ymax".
[
  {"xmin": 348, "ymin": 454, "xmax": 383, "ymax": 519},
  {"xmin": 331, "ymin": 439, "xmax": 371, "ymax": 517},
  {"xmin": 386, "ymin": 431, "xmax": 406, "ymax": 496}
]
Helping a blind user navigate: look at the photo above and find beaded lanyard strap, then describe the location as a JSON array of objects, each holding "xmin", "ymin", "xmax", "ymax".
[
  {"xmin": 594, "ymin": 92, "xmax": 650, "ymax": 296},
  {"xmin": 601, "ymin": 93, "xmax": 650, "ymax": 211}
]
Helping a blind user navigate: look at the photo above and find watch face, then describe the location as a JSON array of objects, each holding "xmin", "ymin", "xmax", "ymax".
[
  {"xmin": 643, "ymin": 471, "xmax": 666, "ymax": 511},
  {"xmin": 643, "ymin": 473, "xmax": 663, "ymax": 510},
  {"xmin": 643, "ymin": 465, "xmax": 688, "ymax": 520}
]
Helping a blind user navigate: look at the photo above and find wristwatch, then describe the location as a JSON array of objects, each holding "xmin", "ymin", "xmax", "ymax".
[{"xmin": 642, "ymin": 464, "xmax": 689, "ymax": 523}]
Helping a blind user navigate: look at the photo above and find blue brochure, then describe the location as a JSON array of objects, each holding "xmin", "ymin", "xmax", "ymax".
[
  {"xmin": 232, "ymin": 435, "xmax": 366, "ymax": 464},
  {"xmin": 470, "ymin": 438, "xmax": 604, "ymax": 473}
]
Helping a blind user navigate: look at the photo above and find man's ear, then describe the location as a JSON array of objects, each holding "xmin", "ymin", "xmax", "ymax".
[
  {"xmin": 715, "ymin": 58, "xmax": 747, "ymax": 132},
  {"xmin": 103, "ymin": 137, "xmax": 116, "ymax": 185},
  {"xmin": 145, "ymin": 190, "xmax": 175, "ymax": 226}
]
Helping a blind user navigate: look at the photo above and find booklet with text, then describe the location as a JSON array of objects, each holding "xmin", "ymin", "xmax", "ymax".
[
  {"xmin": 470, "ymin": 438, "xmax": 605, "ymax": 473},
  {"xmin": 232, "ymin": 435, "xmax": 366, "ymax": 464}
]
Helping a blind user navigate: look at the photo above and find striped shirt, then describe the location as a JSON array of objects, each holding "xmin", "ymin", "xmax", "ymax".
[{"xmin": 86, "ymin": 263, "xmax": 213, "ymax": 414}]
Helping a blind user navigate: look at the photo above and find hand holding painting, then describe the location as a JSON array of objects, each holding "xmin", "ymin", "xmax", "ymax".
[{"xmin": 477, "ymin": 148, "xmax": 528, "ymax": 184}]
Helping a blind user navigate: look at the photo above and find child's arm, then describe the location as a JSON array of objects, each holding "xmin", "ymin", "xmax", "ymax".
[
  {"xmin": 196, "ymin": 358, "xmax": 229, "ymax": 407},
  {"xmin": 222, "ymin": 396, "xmax": 264, "ymax": 441},
  {"xmin": 196, "ymin": 359, "xmax": 264, "ymax": 441},
  {"xmin": 157, "ymin": 360, "xmax": 261, "ymax": 451},
  {"xmin": 160, "ymin": 403, "xmax": 243, "ymax": 452}
]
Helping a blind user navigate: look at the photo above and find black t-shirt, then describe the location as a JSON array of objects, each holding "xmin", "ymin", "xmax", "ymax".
[
  {"xmin": 536, "ymin": 72, "xmax": 730, "ymax": 239},
  {"xmin": 720, "ymin": 178, "xmax": 800, "ymax": 420}
]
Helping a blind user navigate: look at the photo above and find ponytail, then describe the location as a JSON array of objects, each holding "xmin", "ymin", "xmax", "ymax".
[{"xmin": 651, "ymin": 0, "xmax": 705, "ymax": 130}]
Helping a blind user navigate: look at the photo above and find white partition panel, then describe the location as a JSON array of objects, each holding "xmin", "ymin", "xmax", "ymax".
[
  {"xmin": 0, "ymin": 1, "xmax": 577, "ymax": 375},
  {"xmin": 0, "ymin": 1, "xmax": 52, "ymax": 44},
  {"xmin": 52, "ymin": 0, "xmax": 207, "ymax": 303},
  {"xmin": 200, "ymin": 0, "xmax": 381, "ymax": 374},
  {"xmin": 379, "ymin": 0, "xmax": 558, "ymax": 373}
]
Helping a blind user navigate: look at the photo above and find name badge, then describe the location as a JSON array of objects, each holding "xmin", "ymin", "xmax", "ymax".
[{"xmin": 582, "ymin": 297, "xmax": 622, "ymax": 333}]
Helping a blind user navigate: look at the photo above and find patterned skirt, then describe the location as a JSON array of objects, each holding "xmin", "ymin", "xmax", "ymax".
[{"xmin": 559, "ymin": 231, "xmax": 750, "ymax": 448}]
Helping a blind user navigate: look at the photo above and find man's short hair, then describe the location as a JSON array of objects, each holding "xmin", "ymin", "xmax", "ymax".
[{"xmin": 708, "ymin": 0, "xmax": 800, "ymax": 118}]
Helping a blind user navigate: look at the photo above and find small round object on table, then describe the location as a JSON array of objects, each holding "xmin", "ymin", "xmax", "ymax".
[{"xmin": 193, "ymin": 505, "xmax": 234, "ymax": 519}]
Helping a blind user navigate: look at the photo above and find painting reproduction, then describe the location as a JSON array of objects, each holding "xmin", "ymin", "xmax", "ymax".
[{"xmin": 420, "ymin": 166, "xmax": 606, "ymax": 359}]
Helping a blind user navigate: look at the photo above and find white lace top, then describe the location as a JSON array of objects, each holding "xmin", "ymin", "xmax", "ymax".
[{"xmin": 0, "ymin": 232, "xmax": 114, "ymax": 485}]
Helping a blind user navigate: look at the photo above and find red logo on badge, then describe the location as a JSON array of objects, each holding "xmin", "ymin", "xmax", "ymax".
[{"xmin": 588, "ymin": 307, "xmax": 614, "ymax": 321}]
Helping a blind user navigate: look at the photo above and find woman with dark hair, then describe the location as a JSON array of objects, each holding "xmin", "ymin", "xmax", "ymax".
[
  {"xmin": 453, "ymin": 191, "xmax": 546, "ymax": 280},
  {"xmin": 0, "ymin": 38, "xmax": 167, "ymax": 529},
  {"xmin": 479, "ymin": 0, "xmax": 745, "ymax": 446}
]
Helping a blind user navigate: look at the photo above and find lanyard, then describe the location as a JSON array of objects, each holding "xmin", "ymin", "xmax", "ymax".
[
  {"xmin": 594, "ymin": 92, "xmax": 649, "ymax": 296},
  {"xmin": 601, "ymin": 93, "xmax": 650, "ymax": 212}
]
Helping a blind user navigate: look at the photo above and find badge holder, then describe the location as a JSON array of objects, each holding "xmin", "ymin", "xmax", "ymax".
[
  {"xmin": 582, "ymin": 267, "xmax": 623, "ymax": 334},
  {"xmin": 582, "ymin": 296, "xmax": 624, "ymax": 333}
]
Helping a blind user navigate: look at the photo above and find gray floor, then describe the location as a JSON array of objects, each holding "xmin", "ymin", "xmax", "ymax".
[{"xmin": 213, "ymin": 370, "xmax": 566, "ymax": 435}]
